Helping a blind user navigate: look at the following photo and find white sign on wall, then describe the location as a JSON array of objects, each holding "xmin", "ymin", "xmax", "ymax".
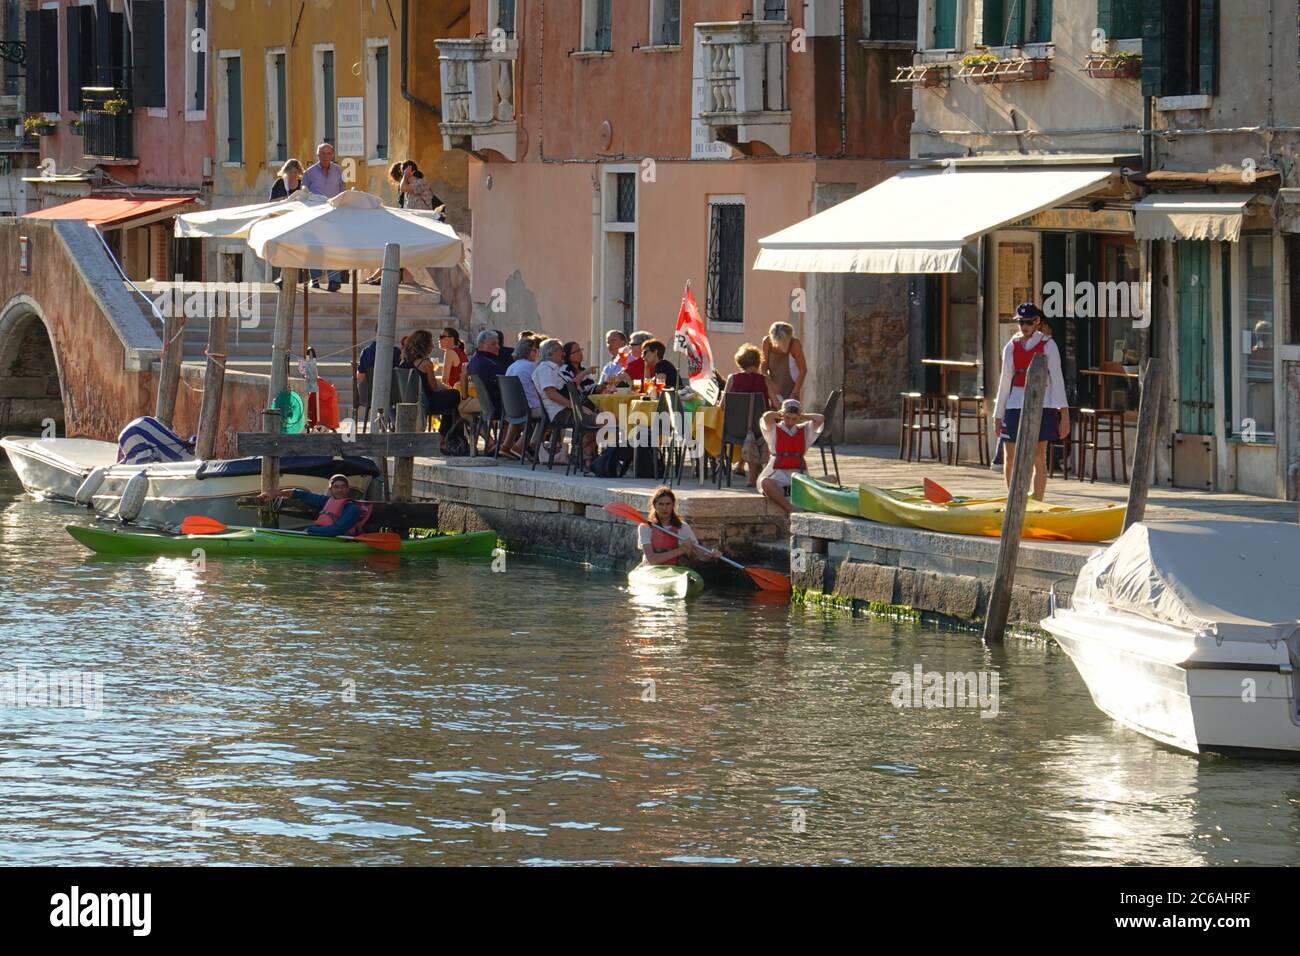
[{"xmin": 336, "ymin": 96, "xmax": 365, "ymax": 156}]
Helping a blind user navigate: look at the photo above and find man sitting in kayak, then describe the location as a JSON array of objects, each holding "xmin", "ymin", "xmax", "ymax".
[
  {"xmin": 639, "ymin": 486, "xmax": 718, "ymax": 565},
  {"xmin": 259, "ymin": 474, "xmax": 374, "ymax": 537}
]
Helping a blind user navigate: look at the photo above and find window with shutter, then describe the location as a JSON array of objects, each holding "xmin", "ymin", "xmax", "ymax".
[
  {"xmin": 67, "ymin": 6, "xmax": 83, "ymax": 112},
  {"xmin": 868, "ymin": 0, "xmax": 919, "ymax": 42},
  {"xmin": 375, "ymin": 45, "xmax": 389, "ymax": 159},
  {"xmin": 1140, "ymin": 0, "xmax": 1163, "ymax": 94},
  {"xmin": 322, "ymin": 50, "xmax": 335, "ymax": 145},
  {"xmin": 37, "ymin": 9, "xmax": 59, "ymax": 113},
  {"xmin": 982, "ymin": 0, "xmax": 1025, "ymax": 47},
  {"xmin": 1197, "ymin": 0, "xmax": 1217, "ymax": 95},
  {"xmin": 932, "ymin": 0, "xmax": 958, "ymax": 49},
  {"xmin": 496, "ymin": 0, "xmax": 516, "ymax": 38},
  {"xmin": 1030, "ymin": 0, "xmax": 1052, "ymax": 43},
  {"xmin": 187, "ymin": 0, "xmax": 207, "ymax": 113},
  {"xmin": 225, "ymin": 55, "xmax": 242, "ymax": 163},
  {"xmin": 1146, "ymin": 0, "xmax": 1215, "ymax": 98},
  {"xmin": 132, "ymin": 0, "xmax": 165, "ymax": 109},
  {"xmin": 1098, "ymin": 0, "xmax": 1142, "ymax": 40},
  {"xmin": 2, "ymin": 0, "xmax": 20, "ymax": 97}
]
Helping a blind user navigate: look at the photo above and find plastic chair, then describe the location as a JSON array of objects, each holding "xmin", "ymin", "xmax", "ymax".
[
  {"xmin": 563, "ymin": 381, "xmax": 603, "ymax": 476},
  {"xmin": 813, "ymin": 388, "xmax": 842, "ymax": 485},
  {"xmin": 497, "ymin": 374, "xmax": 536, "ymax": 463},
  {"xmin": 715, "ymin": 391, "xmax": 761, "ymax": 489},
  {"xmin": 467, "ymin": 373, "xmax": 502, "ymax": 457}
]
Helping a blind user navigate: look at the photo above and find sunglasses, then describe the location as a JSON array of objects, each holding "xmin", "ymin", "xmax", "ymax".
[{"xmin": 1018, "ymin": 319, "xmax": 1037, "ymax": 326}]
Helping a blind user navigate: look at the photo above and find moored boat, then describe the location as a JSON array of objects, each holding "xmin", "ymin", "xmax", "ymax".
[
  {"xmin": 1042, "ymin": 520, "xmax": 1300, "ymax": 755},
  {"xmin": 628, "ymin": 563, "xmax": 705, "ymax": 599},
  {"xmin": 66, "ymin": 524, "xmax": 498, "ymax": 559},
  {"xmin": 0, "ymin": 436, "xmax": 119, "ymax": 500}
]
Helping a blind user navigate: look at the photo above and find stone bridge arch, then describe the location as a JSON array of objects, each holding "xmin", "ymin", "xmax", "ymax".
[{"xmin": 0, "ymin": 296, "xmax": 65, "ymax": 432}]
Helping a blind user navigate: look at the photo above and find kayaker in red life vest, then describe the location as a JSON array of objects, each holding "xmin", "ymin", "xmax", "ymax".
[
  {"xmin": 639, "ymin": 486, "xmax": 719, "ymax": 566},
  {"xmin": 758, "ymin": 399, "xmax": 826, "ymax": 516},
  {"xmin": 992, "ymin": 303, "xmax": 1070, "ymax": 501},
  {"xmin": 258, "ymin": 474, "xmax": 374, "ymax": 537}
]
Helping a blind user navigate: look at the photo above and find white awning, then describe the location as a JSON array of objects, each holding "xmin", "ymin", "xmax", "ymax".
[
  {"xmin": 755, "ymin": 167, "xmax": 1115, "ymax": 274},
  {"xmin": 1133, "ymin": 194, "xmax": 1253, "ymax": 243}
]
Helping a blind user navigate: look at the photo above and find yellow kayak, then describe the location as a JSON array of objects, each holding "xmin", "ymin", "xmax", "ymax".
[{"xmin": 858, "ymin": 483, "xmax": 1126, "ymax": 542}]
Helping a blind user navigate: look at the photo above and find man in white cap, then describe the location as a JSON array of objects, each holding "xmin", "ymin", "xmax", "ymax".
[{"xmin": 757, "ymin": 398, "xmax": 825, "ymax": 516}]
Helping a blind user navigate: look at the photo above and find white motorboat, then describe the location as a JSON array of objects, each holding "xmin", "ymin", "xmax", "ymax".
[
  {"xmin": 1043, "ymin": 520, "xmax": 1300, "ymax": 756},
  {"xmin": 2, "ymin": 435, "xmax": 379, "ymax": 529},
  {"xmin": 0, "ymin": 436, "xmax": 119, "ymax": 501}
]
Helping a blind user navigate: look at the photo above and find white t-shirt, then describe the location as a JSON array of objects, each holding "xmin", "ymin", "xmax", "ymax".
[
  {"xmin": 992, "ymin": 331, "xmax": 1069, "ymax": 420},
  {"xmin": 505, "ymin": 359, "xmax": 540, "ymax": 409},
  {"xmin": 638, "ymin": 521, "xmax": 697, "ymax": 552},
  {"xmin": 531, "ymin": 360, "xmax": 569, "ymax": 421}
]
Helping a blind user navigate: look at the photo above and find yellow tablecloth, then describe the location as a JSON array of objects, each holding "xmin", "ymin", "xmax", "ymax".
[{"xmin": 589, "ymin": 393, "xmax": 723, "ymax": 458}]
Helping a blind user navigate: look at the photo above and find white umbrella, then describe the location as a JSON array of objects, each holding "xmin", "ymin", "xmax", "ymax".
[
  {"xmin": 173, "ymin": 192, "xmax": 326, "ymax": 239},
  {"xmin": 247, "ymin": 189, "xmax": 462, "ymax": 269}
]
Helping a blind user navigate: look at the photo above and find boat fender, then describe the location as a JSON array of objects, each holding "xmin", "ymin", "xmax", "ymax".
[
  {"xmin": 74, "ymin": 467, "xmax": 107, "ymax": 507},
  {"xmin": 118, "ymin": 471, "xmax": 149, "ymax": 523}
]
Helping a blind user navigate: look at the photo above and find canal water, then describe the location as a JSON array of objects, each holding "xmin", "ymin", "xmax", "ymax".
[{"xmin": 1, "ymin": 465, "xmax": 1297, "ymax": 866}]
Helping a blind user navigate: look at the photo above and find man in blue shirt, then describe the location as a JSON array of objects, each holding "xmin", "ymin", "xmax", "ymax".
[
  {"xmin": 259, "ymin": 475, "xmax": 372, "ymax": 537},
  {"xmin": 462, "ymin": 330, "xmax": 504, "ymax": 451},
  {"xmin": 302, "ymin": 142, "xmax": 345, "ymax": 292}
]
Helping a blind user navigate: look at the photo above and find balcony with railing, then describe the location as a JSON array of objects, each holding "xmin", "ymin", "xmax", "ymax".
[
  {"xmin": 696, "ymin": 18, "xmax": 792, "ymax": 156},
  {"xmin": 80, "ymin": 87, "xmax": 135, "ymax": 162},
  {"xmin": 436, "ymin": 37, "xmax": 518, "ymax": 162}
]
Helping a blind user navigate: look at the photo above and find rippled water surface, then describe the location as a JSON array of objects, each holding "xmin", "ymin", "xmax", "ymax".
[{"xmin": 1, "ymin": 464, "xmax": 1298, "ymax": 866}]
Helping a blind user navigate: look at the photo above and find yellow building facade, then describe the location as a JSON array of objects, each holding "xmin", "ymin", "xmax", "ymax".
[{"xmin": 208, "ymin": 0, "xmax": 468, "ymax": 280}]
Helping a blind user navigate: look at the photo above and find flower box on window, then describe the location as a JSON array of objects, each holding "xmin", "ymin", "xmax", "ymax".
[
  {"xmin": 956, "ymin": 54, "xmax": 1050, "ymax": 85},
  {"xmin": 23, "ymin": 115, "xmax": 56, "ymax": 137},
  {"xmin": 893, "ymin": 64, "xmax": 950, "ymax": 90},
  {"xmin": 1083, "ymin": 52, "xmax": 1141, "ymax": 80}
]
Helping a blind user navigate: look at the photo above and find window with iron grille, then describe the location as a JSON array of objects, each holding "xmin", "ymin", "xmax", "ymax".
[
  {"xmin": 866, "ymin": 0, "xmax": 918, "ymax": 42},
  {"xmin": 188, "ymin": 0, "xmax": 206, "ymax": 112},
  {"xmin": 373, "ymin": 44, "xmax": 389, "ymax": 159},
  {"xmin": 654, "ymin": 0, "xmax": 681, "ymax": 45},
  {"xmin": 322, "ymin": 50, "xmax": 336, "ymax": 144},
  {"xmin": 2, "ymin": 0, "xmax": 19, "ymax": 97},
  {"xmin": 272, "ymin": 52, "xmax": 287, "ymax": 161},
  {"xmin": 615, "ymin": 173, "xmax": 636, "ymax": 223},
  {"xmin": 707, "ymin": 201, "xmax": 745, "ymax": 327},
  {"xmin": 496, "ymin": 0, "xmax": 516, "ymax": 38},
  {"xmin": 762, "ymin": 0, "xmax": 787, "ymax": 21}
]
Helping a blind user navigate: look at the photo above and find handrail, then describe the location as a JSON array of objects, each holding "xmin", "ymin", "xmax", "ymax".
[{"xmin": 89, "ymin": 223, "xmax": 168, "ymax": 333}]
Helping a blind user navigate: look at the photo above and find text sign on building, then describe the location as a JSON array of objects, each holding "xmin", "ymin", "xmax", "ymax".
[
  {"xmin": 336, "ymin": 97, "xmax": 365, "ymax": 157},
  {"xmin": 691, "ymin": 33, "xmax": 732, "ymax": 161}
]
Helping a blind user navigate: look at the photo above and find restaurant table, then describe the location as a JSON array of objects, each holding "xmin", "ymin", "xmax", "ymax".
[{"xmin": 589, "ymin": 392, "xmax": 723, "ymax": 459}]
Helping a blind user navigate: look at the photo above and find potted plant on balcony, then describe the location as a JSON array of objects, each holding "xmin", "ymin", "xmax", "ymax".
[
  {"xmin": 893, "ymin": 64, "xmax": 950, "ymax": 90},
  {"xmin": 70, "ymin": 118, "xmax": 83, "ymax": 135},
  {"xmin": 958, "ymin": 52, "xmax": 1000, "ymax": 85},
  {"xmin": 1084, "ymin": 50, "xmax": 1141, "ymax": 80},
  {"xmin": 102, "ymin": 97, "xmax": 130, "ymax": 116},
  {"xmin": 23, "ymin": 115, "xmax": 56, "ymax": 137}
]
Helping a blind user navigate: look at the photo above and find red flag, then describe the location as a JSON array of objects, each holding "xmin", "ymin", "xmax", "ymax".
[{"xmin": 673, "ymin": 284, "xmax": 717, "ymax": 402}]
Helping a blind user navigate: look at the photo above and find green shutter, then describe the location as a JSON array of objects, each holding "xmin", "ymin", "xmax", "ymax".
[
  {"xmin": 1097, "ymin": 0, "xmax": 1113, "ymax": 36},
  {"xmin": 1031, "ymin": 0, "xmax": 1053, "ymax": 43},
  {"xmin": 1007, "ymin": 0, "xmax": 1025, "ymax": 45},
  {"xmin": 933, "ymin": 0, "xmax": 957, "ymax": 48},
  {"xmin": 982, "ymin": 0, "xmax": 1024, "ymax": 46},
  {"xmin": 66, "ymin": 6, "xmax": 82, "ymax": 111},
  {"xmin": 1115, "ymin": 0, "xmax": 1141, "ymax": 38},
  {"xmin": 1140, "ymin": 0, "xmax": 1164, "ymax": 96},
  {"xmin": 1198, "ymin": 0, "xmax": 1218, "ymax": 95}
]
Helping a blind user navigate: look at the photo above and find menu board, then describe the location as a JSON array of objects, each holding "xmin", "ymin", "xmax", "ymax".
[{"xmin": 997, "ymin": 242, "xmax": 1035, "ymax": 323}]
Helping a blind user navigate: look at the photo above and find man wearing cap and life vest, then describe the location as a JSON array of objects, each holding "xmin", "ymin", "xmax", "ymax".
[
  {"xmin": 258, "ymin": 474, "xmax": 374, "ymax": 537},
  {"xmin": 993, "ymin": 303, "xmax": 1070, "ymax": 501},
  {"xmin": 758, "ymin": 399, "xmax": 826, "ymax": 516}
]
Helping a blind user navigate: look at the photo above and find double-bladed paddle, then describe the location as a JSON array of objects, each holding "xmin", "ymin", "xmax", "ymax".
[
  {"xmin": 180, "ymin": 515, "xmax": 402, "ymax": 552},
  {"xmin": 602, "ymin": 501, "xmax": 791, "ymax": 595}
]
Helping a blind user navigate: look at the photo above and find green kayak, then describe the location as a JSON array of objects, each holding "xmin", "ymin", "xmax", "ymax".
[
  {"xmin": 628, "ymin": 563, "xmax": 705, "ymax": 599},
  {"xmin": 66, "ymin": 524, "xmax": 498, "ymax": 559},
  {"xmin": 790, "ymin": 474, "xmax": 861, "ymax": 518}
]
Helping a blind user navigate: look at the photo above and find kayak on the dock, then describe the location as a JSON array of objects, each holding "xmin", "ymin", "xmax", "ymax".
[
  {"xmin": 65, "ymin": 524, "xmax": 498, "ymax": 558},
  {"xmin": 791, "ymin": 475, "xmax": 1125, "ymax": 542},
  {"xmin": 628, "ymin": 562, "xmax": 705, "ymax": 599}
]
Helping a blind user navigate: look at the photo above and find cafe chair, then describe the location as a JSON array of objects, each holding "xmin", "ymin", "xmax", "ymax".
[
  {"xmin": 497, "ymin": 375, "xmax": 536, "ymax": 463},
  {"xmin": 531, "ymin": 401, "xmax": 566, "ymax": 472},
  {"xmin": 901, "ymin": 392, "xmax": 944, "ymax": 464},
  {"xmin": 355, "ymin": 374, "xmax": 374, "ymax": 434},
  {"xmin": 715, "ymin": 392, "xmax": 762, "ymax": 489},
  {"xmin": 813, "ymin": 388, "xmax": 843, "ymax": 486},
  {"xmin": 1048, "ymin": 407, "xmax": 1083, "ymax": 480},
  {"xmin": 384, "ymin": 367, "xmax": 424, "ymax": 430},
  {"xmin": 945, "ymin": 394, "xmax": 990, "ymax": 467},
  {"xmin": 1078, "ymin": 408, "xmax": 1129, "ymax": 483},
  {"xmin": 563, "ymin": 381, "xmax": 604, "ymax": 476},
  {"xmin": 467, "ymin": 374, "xmax": 502, "ymax": 458}
]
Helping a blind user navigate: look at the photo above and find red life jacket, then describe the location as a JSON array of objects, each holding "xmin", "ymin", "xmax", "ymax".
[
  {"xmin": 650, "ymin": 524, "xmax": 680, "ymax": 566},
  {"xmin": 314, "ymin": 495, "xmax": 374, "ymax": 537},
  {"xmin": 773, "ymin": 422, "xmax": 808, "ymax": 472},
  {"xmin": 1011, "ymin": 335, "xmax": 1047, "ymax": 388}
]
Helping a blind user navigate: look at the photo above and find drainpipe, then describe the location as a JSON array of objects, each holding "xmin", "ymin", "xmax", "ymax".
[
  {"xmin": 400, "ymin": 0, "xmax": 441, "ymax": 118},
  {"xmin": 839, "ymin": 0, "xmax": 846, "ymax": 156}
]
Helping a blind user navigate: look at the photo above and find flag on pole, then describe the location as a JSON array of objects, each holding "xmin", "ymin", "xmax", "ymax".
[{"xmin": 673, "ymin": 283, "xmax": 718, "ymax": 404}]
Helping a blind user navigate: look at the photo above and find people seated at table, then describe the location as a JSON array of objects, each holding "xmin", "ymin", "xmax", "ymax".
[
  {"xmin": 761, "ymin": 321, "xmax": 807, "ymax": 404},
  {"xmin": 561, "ymin": 341, "xmax": 600, "ymax": 406},
  {"xmin": 259, "ymin": 474, "xmax": 372, "ymax": 537},
  {"xmin": 500, "ymin": 336, "xmax": 542, "ymax": 459},
  {"xmin": 399, "ymin": 330, "xmax": 463, "ymax": 435},
  {"xmin": 600, "ymin": 329, "xmax": 632, "ymax": 386},
  {"xmin": 438, "ymin": 328, "xmax": 469, "ymax": 394},
  {"xmin": 639, "ymin": 339, "xmax": 679, "ymax": 390},
  {"xmin": 493, "ymin": 329, "xmax": 515, "ymax": 370},
  {"xmin": 726, "ymin": 344, "xmax": 776, "ymax": 411},
  {"xmin": 618, "ymin": 330, "xmax": 653, "ymax": 384},
  {"xmin": 462, "ymin": 330, "xmax": 504, "ymax": 454},
  {"xmin": 758, "ymin": 399, "xmax": 825, "ymax": 516},
  {"xmin": 532, "ymin": 338, "xmax": 599, "ymax": 471}
]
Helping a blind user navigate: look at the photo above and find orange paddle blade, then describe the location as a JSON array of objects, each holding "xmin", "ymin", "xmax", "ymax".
[
  {"xmin": 745, "ymin": 567, "xmax": 792, "ymax": 594},
  {"xmin": 353, "ymin": 532, "xmax": 402, "ymax": 553},
  {"xmin": 181, "ymin": 515, "xmax": 229, "ymax": 535},
  {"xmin": 923, "ymin": 478, "xmax": 954, "ymax": 504},
  {"xmin": 602, "ymin": 501, "xmax": 650, "ymax": 525}
]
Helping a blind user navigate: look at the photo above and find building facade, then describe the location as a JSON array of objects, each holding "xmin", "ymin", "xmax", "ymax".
[
  {"xmin": 208, "ymin": 0, "xmax": 469, "ymax": 285},
  {"xmin": 438, "ymin": 0, "xmax": 915, "ymax": 439}
]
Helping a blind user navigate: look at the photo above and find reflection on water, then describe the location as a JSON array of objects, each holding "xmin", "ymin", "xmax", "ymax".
[{"xmin": 0, "ymin": 465, "xmax": 1297, "ymax": 865}]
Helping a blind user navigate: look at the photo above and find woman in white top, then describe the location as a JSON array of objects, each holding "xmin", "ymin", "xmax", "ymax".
[{"xmin": 992, "ymin": 303, "xmax": 1070, "ymax": 501}]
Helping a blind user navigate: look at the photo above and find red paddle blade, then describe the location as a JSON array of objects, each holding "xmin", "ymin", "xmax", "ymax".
[
  {"xmin": 745, "ymin": 567, "xmax": 792, "ymax": 594},
  {"xmin": 602, "ymin": 501, "xmax": 650, "ymax": 525},
  {"xmin": 181, "ymin": 515, "xmax": 229, "ymax": 535},
  {"xmin": 354, "ymin": 532, "xmax": 402, "ymax": 553},
  {"xmin": 923, "ymin": 478, "xmax": 954, "ymax": 504}
]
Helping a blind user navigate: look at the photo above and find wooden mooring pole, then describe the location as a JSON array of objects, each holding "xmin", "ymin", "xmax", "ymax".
[
  {"xmin": 258, "ymin": 408, "xmax": 282, "ymax": 528},
  {"xmin": 982, "ymin": 354, "xmax": 1048, "ymax": 644},
  {"xmin": 392, "ymin": 402, "xmax": 420, "ymax": 501},
  {"xmin": 1123, "ymin": 360, "xmax": 1167, "ymax": 532},
  {"xmin": 154, "ymin": 310, "xmax": 184, "ymax": 428},
  {"xmin": 193, "ymin": 311, "xmax": 229, "ymax": 461}
]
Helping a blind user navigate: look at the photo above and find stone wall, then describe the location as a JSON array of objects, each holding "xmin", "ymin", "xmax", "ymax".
[{"xmin": 843, "ymin": 271, "xmax": 911, "ymax": 443}]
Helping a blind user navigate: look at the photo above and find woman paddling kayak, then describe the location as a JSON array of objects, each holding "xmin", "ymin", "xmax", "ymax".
[
  {"xmin": 638, "ymin": 486, "xmax": 718, "ymax": 566},
  {"xmin": 259, "ymin": 474, "xmax": 374, "ymax": 537}
]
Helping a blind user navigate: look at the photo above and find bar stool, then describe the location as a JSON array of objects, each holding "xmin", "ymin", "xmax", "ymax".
[
  {"xmin": 945, "ymin": 394, "xmax": 989, "ymax": 466},
  {"xmin": 1078, "ymin": 408, "xmax": 1128, "ymax": 483},
  {"xmin": 899, "ymin": 392, "xmax": 920, "ymax": 459},
  {"xmin": 1049, "ymin": 407, "xmax": 1083, "ymax": 480},
  {"xmin": 902, "ymin": 392, "xmax": 944, "ymax": 463}
]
